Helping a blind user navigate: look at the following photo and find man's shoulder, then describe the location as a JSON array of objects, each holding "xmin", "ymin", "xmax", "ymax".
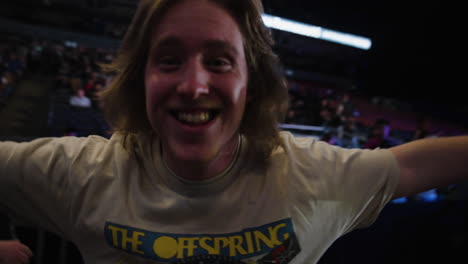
[
  {"xmin": 276, "ymin": 131, "xmax": 322, "ymax": 157},
  {"xmin": 279, "ymin": 131, "xmax": 320, "ymax": 148},
  {"xmin": 277, "ymin": 131, "xmax": 357, "ymax": 159}
]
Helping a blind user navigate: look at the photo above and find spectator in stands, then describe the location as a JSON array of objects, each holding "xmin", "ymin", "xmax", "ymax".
[
  {"xmin": 69, "ymin": 88, "xmax": 91, "ymax": 108},
  {"xmin": 336, "ymin": 114, "xmax": 361, "ymax": 148},
  {"xmin": 0, "ymin": 71, "xmax": 14, "ymax": 98},
  {"xmin": 319, "ymin": 98, "xmax": 341, "ymax": 128},
  {"xmin": 6, "ymin": 53, "xmax": 25, "ymax": 76},
  {"xmin": 336, "ymin": 92, "xmax": 355, "ymax": 121},
  {"xmin": 83, "ymin": 77, "xmax": 95, "ymax": 97},
  {"xmin": 69, "ymin": 77, "xmax": 83, "ymax": 94},
  {"xmin": 63, "ymin": 127, "xmax": 78, "ymax": 137},
  {"xmin": 1, "ymin": 0, "xmax": 468, "ymax": 263},
  {"xmin": 285, "ymin": 108, "xmax": 309, "ymax": 125},
  {"xmin": 320, "ymin": 130, "xmax": 341, "ymax": 146},
  {"xmin": 363, "ymin": 118, "xmax": 400, "ymax": 149},
  {"xmin": 319, "ymin": 106, "xmax": 341, "ymax": 128},
  {"xmin": 91, "ymin": 82, "xmax": 105, "ymax": 109},
  {"xmin": 0, "ymin": 73, "xmax": 6, "ymax": 97},
  {"xmin": 412, "ymin": 115, "xmax": 432, "ymax": 141}
]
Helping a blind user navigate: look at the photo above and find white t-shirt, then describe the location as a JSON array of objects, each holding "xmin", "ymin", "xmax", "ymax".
[
  {"xmin": 0, "ymin": 131, "xmax": 399, "ymax": 264},
  {"xmin": 69, "ymin": 95, "xmax": 92, "ymax": 108}
]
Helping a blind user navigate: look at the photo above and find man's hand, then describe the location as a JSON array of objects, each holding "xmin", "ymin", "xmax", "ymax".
[{"xmin": 0, "ymin": 240, "xmax": 33, "ymax": 264}]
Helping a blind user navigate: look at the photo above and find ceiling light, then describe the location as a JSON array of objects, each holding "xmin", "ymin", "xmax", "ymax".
[{"xmin": 261, "ymin": 14, "xmax": 372, "ymax": 50}]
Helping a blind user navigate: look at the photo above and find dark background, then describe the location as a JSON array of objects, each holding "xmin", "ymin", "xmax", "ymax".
[{"xmin": 264, "ymin": 0, "xmax": 465, "ymax": 108}]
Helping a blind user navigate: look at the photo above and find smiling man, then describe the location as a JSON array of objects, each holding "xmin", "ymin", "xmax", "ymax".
[
  {"xmin": 1, "ymin": 0, "xmax": 468, "ymax": 264},
  {"xmin": 144, "ymin": 1, "xmax": 249, "ymax": 180}
]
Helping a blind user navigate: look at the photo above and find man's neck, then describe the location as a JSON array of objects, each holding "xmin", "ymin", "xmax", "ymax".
[{"xmin": 163, "ymin": 136, "xmax": 241, "ymax": 181}]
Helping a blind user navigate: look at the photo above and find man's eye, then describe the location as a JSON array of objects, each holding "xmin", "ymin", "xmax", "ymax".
[
  {"xmin": 206, "ymin": 57, "xmax": 232, "ymax": 72},
  {"xmin": 158, "ymin": 56, "xmax": 181, "ymax": 70}
]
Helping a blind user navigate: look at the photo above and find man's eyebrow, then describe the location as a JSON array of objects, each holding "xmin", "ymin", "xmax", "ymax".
[
  {"xmin": 151, "ymin": 36, "xmax": 183, "ymax": 50},
  {"xmin": 151, "ymin": 36, "xmax": 239, "ymax": 56},
  {"xmin": 203, "ymin": 40, "xmax": 239, "ymax": 56}
]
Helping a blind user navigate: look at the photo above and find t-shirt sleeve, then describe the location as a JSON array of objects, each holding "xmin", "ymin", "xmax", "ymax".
[
  {"xmin": 283, "ymin": 133, "xmax": 400, "ymax": 233},
  {"xmin": 0, "ymin": 137, "xmax": 102, "ymax": 239},
  {"xmin": 334, "ymin": 146, "xmax": 400, "ymax": 231}
]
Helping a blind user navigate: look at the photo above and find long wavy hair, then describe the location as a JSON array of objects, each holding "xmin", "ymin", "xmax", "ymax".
[{"xmin": 100, "ymin": 0, "xmax": 289, "ymax": 163}]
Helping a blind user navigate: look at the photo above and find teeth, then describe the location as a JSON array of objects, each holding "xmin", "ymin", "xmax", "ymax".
[{"xmin": 177, "ymin": 112, "xmax": 211, "ymax": 124}]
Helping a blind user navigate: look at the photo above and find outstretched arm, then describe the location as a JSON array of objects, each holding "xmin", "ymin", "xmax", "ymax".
[{"xmin": 390, "ymin": 135, "xmax": 468, "ymax": 199}]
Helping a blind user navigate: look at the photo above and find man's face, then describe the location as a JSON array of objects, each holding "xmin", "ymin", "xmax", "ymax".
[
  {"xmin": 77, "ymin": 89, "xmax": 85, "ymax": 97},
  {"xmin": 145, "ymin": 0, "xmax": 248, "ymax": 166}
]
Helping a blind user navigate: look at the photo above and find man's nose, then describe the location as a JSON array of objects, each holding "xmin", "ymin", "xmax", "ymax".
[{"xmin": 177, "ymin": 60, "xmax": 210, "ymax": 99}]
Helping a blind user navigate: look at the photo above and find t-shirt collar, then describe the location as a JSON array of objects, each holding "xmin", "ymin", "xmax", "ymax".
[{"xmin": 147, "ymin": 134, "xmax": 246, "ymax": 197}]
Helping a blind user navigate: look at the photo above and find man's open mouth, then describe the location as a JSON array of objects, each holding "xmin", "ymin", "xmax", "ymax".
[{"xmin": 169, "ymin": 110, "xmax": 220, "ymax": 125}]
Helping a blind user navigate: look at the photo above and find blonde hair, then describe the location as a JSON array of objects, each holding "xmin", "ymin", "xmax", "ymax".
[{"xmin": 100, "ymin": 0, "xmax": 288, "ymax": 162}]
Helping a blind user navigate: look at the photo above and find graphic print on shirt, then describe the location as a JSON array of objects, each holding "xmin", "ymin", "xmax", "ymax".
[{"xmin": 105, "ymin": 218, "xmax": 300, "ymax": 263}]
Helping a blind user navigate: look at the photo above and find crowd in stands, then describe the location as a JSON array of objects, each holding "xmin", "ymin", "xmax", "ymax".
[
  {"xmin": 285, "ymin": 78, "xmax": 467, "ymax": 148},
  {"xmin": 0, "ymin": 37, "xmax": 28, "ymax": 109},
  {"xmin": 46, "ymin": 39, "xmax": 114, "ymax": 138},
  {"xmin": 286, "ymin": 81, "xmax": 393, "ymax": 148},
  {"xmin": 0, "ymin": 33, "xmax": 114, "ymax": 138},
  {"xmin": 0, "ymin": 0, "xmax": 129, "ymax": 41}
]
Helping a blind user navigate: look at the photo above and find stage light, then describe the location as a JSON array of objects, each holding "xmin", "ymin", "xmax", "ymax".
[{"xmin": 261, "ymin": 14, "xmax": 372, "ymax": 50}]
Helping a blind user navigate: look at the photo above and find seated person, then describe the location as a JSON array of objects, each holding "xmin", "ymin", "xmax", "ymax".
[
  {"xmin": 364, "ymin": 118, "xmax": 400, "ymax": 149},
  {"xmin": 69, "ymin": 88, "xmax": 91, "ymax": 108}
]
